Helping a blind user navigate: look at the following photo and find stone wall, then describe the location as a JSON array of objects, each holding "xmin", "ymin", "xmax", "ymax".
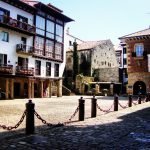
[
  {"xmin": 127, "ymin": 72, "xmax": 150, "ymax": 94},
  {"xmin": 94, "ymin": 68, "xmax": 119, "ymax": 82}
]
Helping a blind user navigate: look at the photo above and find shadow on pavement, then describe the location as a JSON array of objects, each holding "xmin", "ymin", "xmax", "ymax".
[{"xmin": 0, "ymin": 105, "xmax": 149, "ymax": 150}]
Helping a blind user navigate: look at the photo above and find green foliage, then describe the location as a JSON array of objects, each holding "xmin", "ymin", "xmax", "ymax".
[{"xmin": 73, "ymin": 41, "xmax": 78, "ymax": 80}]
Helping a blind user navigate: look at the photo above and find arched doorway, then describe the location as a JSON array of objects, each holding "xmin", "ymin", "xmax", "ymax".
[{"xmin": 133, "ymin": 81, "xmax": 146, "ymax": 95}]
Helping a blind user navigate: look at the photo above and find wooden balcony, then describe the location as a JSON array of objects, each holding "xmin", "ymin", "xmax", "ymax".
[
  {"xmin": 0, "ymin": 15, "xmax": 35, "ymax": 36},
  {"xmin": 0, "ymin": 64, "xmax": 13, "ymax": 74},
  {"xmin": 16, "ymin": 44, "xmax": 33, "ymax": 55},
  {"xmin": 16, "ymin": 66, "xmax": 34, "ymax": 76}
]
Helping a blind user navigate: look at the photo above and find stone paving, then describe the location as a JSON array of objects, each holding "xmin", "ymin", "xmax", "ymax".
[{"xmin": 0, "ymin": 96, "xmax": 149, "ymax": 150}]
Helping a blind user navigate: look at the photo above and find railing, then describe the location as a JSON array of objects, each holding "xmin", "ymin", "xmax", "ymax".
[
  {"xmin": 0, "ymin": 64, "xmax": 13, "ymax": 74},
  {"xmin": 0, "ymin": 15, "xmax": 35, "ymax": 34},
  {"xmin": 16, "ymin": 66, "xmax": 34, "ymax": 76},
  {"xmin": 16, "ymin": 44, "xmax": 33, "ymax": 54}
]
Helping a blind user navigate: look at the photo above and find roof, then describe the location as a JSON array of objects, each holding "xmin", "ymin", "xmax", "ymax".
[
  {"xmin": 21, "ymin": 0, "xmax": 74, "ymax": 22},
  {"xmin": 119, "ymin": 28, "xmax": 150, "ymax": 39},
  {"xmin": 77, "ymin": 40, "xmax": 111, "ymax": 51}
]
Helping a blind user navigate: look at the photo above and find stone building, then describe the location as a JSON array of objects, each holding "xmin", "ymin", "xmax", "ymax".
[
  {"xmin": 65, "ymin": 39, "xmax": 120, "ymax": 94},
  {"xmin": 119, "ymin": 28, "xmax": 150, "ymax": 95},
  {"xmin": 0, "ymin": 0, "xmax": 73, "ymax": 99}
]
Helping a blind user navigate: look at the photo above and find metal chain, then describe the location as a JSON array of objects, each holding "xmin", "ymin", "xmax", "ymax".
[
  {"xmin": 0, "ymin": 110, "xmax": 26, "ymax": 131},
  {"xmin": 96, "ymin": 103, "xmax": 113, "ymax": 113},
  {"xmin": 118, "ymin": 102, "xmax": 128, "ymax": 109},
  {"xmin": 64, "ymin": 106, "xmax": 79, "ymax": 125},
  {"xmin": 132, "ymin": 101, "xmax": 138, "ymax": 105},
  {"xmin": 34, "ymin": 111, "xmax": 64, "ymax": 127}
]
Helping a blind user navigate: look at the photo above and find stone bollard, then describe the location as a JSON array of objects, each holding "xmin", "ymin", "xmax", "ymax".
[
  {"xmin": 114, "ymin": 95, "xmax": 118, "ymax": 111},
  {"xmin": 128, "ymin": 95, "xmax": 132, "ymax": 107},
  {"xmin": 91, "ymin": 95, "xmax": 97, "ymax": 118},
  {"xmin": 146, "ymin": 93, "xmax": 150, "ymax": 102},
  {"xmin": 26, "ymin": 100, "xmax": 35, "ymax": 135},
  {"xmin": 79, "ymin": 97, "xmax": 85, "ymax": 121},
  {"xmin": 138, "ymin": 95, "xmax": 142, "ymax": 104}
]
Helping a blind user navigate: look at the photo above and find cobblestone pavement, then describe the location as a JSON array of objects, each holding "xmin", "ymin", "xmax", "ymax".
[{"xmin": 0, "ymin": 96, "xmax": 149, "ymax": 150}]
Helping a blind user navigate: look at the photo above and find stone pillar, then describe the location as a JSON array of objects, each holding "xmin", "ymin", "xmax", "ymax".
[
  {"xmin": 48, "ymin": 80, "xmax": 52, "ymax": 98},
  {"xmin": 40, "ymin": 80, "xmax": 43, "ymax": 98},
  {"xmin": 110, "ymin": 83, "xmax": 114, "ymax": 96},
  {"xmin": 5, "ymin": 78, "xmax": 9, "ymax": 99},
  {"xmin": 28, "ymin": 79, "xmax": 32, "ymax": 99},
  {"xmin": 31, "ymin": 80, "xmax": 34, "ymax": 98},
  {"xmin": 10, "ymin": 79, "xmax": 14, "ymax": 99},
  {"xmin": 95, "ymin": 84, "xmax": 99, "ymax": 94},
  {"xmin": 57, "ymin": 79, "xmax": 62, "ymax": 97}
]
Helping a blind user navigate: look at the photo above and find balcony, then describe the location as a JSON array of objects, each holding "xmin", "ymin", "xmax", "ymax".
[
  {"xmin": 16, "ymin": 44, "xmax": 33, "ymax": 55},
  {"xmin": 0, "ymin": 64, "xmax": 13, "ymax": 74},
  {"xmin": 0, "ymin": 15, "xmax": 35, "ymax": 36},
  {"xmin": 16, "ymin": 66, "xmax": 34, "ymax": 76}
]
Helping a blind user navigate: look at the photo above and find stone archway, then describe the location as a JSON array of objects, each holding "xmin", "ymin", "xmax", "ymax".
[{"xmin": 133, "ymin": 81, "xmax": 146, "ymax": 95}]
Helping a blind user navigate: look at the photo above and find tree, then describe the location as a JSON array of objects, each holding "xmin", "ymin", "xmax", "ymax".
[{"xmin": 73, "ymin": 41, "xmax": 78, "ymax": 80}]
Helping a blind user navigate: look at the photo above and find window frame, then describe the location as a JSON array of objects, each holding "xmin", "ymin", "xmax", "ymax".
[
  {"xmin": 54, "ymin": 63, "xmax": 59, "ymax": 77},
  {"xmin": 1, "ymin": 31, "xmax": 9, "ymax": 42},
  {"xmin": 134, "ymin": 43, "xmax": 144, "ymax": 57},
  {"xmin": 46, "ymin": 62, "xmax": 51, "ymax": 76}
]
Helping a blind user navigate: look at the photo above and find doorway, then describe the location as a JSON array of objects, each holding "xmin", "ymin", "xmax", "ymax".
[
  {"xmin": 133, "ymin": 81, "xmax": 146, "ymax": 95},
  {"xmin": 14, "ymin": 82, "xmax": 21, "ymax": 97}
]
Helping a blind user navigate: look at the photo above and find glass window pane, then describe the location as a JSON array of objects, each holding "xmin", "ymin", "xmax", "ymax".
[
  {"xmin": 55, "ymin": 43, "xmax": 62, "ymax": 60},
  {"xmin": 36, "ymin": 16, "xmax": 45, "ymax": 35},
  {"xmin": 135, "ymin": 44, "xmax": 143, "ymax": 57},
  {"xmin": 45, "ymin": 40, "xmax": 54, "ymax": 58}
]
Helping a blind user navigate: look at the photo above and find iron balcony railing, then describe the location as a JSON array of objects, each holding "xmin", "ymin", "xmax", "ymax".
[
  {"xmin": 0, "ymin": 64, "xmax": 13, "ymax": 74},
  {"xmin": 16, "ymin": 44, "xmax": 33, "ymax": 54},
  {"xmin": 16, "ymin": 66, "xmax": 34, "ymax": 76},
  {"xmin": 0, "ymin": 15, "xmax": 35, "ymax": 35}
]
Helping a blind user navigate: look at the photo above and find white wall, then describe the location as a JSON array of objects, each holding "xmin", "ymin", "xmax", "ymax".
[
  {"xmin": 0, "ymin": 1, "xmax": 64, "ymax": 78},
  {"xmin": 0, "ymin": 1, "xmax": 34, "ymax": 25}
]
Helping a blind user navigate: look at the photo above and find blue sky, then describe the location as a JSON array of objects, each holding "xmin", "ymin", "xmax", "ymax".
[{"xmin": 40, "ymin": 0, "xmax": 150, "ymax": 45}]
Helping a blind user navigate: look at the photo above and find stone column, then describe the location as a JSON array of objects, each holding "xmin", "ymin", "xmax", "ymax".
[
  {"xmin": 40, "ymin": 80, "xmax": 44, "ymax": 98},
  {"xmin": 5, "ymin": 78, "xmax": 9, "ymax": 99},
  {"xmin": 10, "ymin": 78, "xmax": 14, "ymax": 99},
  {"xmin": 95, "ymin": 84, "xmax": 99, "ymax": 94},
  {"xmin": 110, "ymin": 83, "xmax": 114, "ymax": 96},
  {"xmin": 48, "ymin": 80, "xmax": 52, "ymax": 98},
  {"xmin": 57, "ymin": 79, "xmax": 62, "ymax": 97},
  {"xmin": 28, "ymin": 79, "xmax": 32, "ymax": 99}
]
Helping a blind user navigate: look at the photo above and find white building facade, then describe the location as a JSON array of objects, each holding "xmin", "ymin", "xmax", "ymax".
[{"xmin": 0, "ymin": 0, "xmax": 73, "ymax": 99}]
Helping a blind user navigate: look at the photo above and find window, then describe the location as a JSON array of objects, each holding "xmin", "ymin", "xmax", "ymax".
[
  {"xmin": 0, "ymin": 31, "xmax": 9, "ymax": 42},
  {"xmin": 0, "ymin": 7, "xmax": 10, "ymax": 22},
  {"xmin": 36, "ymin": 16, "xmax": 45, "ymax": 36},
  {"xmin": 46, "ymin": 62, "xmax": 51, "ymax": 76},
  {"xmin": 45, "ymin": 39, "xmax": 54, "ymax": 58},
  {"xmin": 54, "ymin": 64, "xmax": 59, "ymax": 77},
  {"xmin": 17, "ymin": 15, "xmax": 28, "ymax": 29},
  {"xmin": 35, "ymin": 60, "xmax": 41, "ymax": 75},
  {"xmin": 55, "ymin": 43, "xmax": 62, "ymax": 60},
  {"xmin": 35, "ymin": 36, "xmax": 44, "ymax": 55},
  {"xmin": 0, "ymin": 54, "xmax": 7, "ymax": 65},
  {"xmin": 135, "ymin": 44, "xmax": 144, "ymax": 57},
  {"xmin": 18, "ymin": 57, "xmax": 28, "ymax": 68},
  {"xmin": 56, "ymin": 24, "xmax": 63, "ymax": 42},
  {"xmin": 46, "ymin": 20, "xmax": 54, "ymax": 39}
]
